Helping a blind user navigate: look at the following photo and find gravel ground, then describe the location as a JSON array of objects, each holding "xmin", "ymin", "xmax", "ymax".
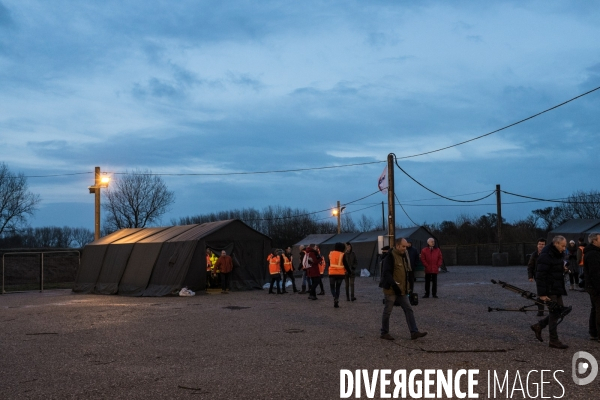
[{"xmin": 1, "ymin": 266, "xmax": 599, "ymax": 399}]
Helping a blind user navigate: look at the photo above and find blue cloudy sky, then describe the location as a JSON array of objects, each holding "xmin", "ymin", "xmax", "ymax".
[{"xmin": 1, "ymin": 0, "xmax": 599, "ymax": 230}]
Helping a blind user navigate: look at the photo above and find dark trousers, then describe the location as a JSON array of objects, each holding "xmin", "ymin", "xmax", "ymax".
[
  {"xmin": 381, "ymin": 293, "xmax": 418, "ymax": 335},
  {"xmin": 206, "ymin": 271, "xmax": 212, "ymax": 288},
  {"xmin": 425, "ymin": 273, "xmax": 438, "ymax": 296},
  {"xmin": 309, "ymin": 277, "xmax": 321, "ymax": 297},
  {"xmin": 220, "ymin": 272, "xmax": 230, "ymax": 291},
  {"xmin": 589, "ymin": 293, "xmax": 600, "ymax": 338},
  {"xmin": 345, "ymin": 275, "xmax": 355, "ymax": 300},
  {"xmin": 319, "ymin": 275, "xmax": 325, "ymax": 293},
  {"xmin": 269, "ymin": 274, "xmax": 281, "ymax": 292},
  {"xmin": 329, "ymin": 276, "xmax": 344, "ymax": 300},
  {"xmin": 284, "ymin": 270, "xmax": 297, "ymax": 292},
  {"xmin": 537, "ymin": 295, "xmax": 563, "ymax": 341},
  {"xmin": 569, "ymin": 259, "xmax": 579, "ymax": 286}
]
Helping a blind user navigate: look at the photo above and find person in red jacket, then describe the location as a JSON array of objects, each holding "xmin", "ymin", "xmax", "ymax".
[
  {"xmin": 420, "ymin": 238, "xmax": 443, "ymax": 298},
  {"xmin": 304, "ymin": 244, "xmax": 323, "ymax": 300},
  {"xmin": 214, "ymin": 250, "xmax": 233, "ymax": 294}
]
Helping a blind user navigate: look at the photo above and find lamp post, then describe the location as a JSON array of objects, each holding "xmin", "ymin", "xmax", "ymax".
[
  {"xmin": 88, "ymin": 166, "xmax": 110, "ymax": 241},
  {"xmin": 332, "ymin": 201, "xmax": 346, "ymax": 234}
]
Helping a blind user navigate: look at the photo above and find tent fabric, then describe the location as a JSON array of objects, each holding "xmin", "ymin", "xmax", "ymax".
[
  {"xmin": 76, "ymin": 219, "xmax": 271, "ymax": 297},
  {"xmin": 548, "ymin": 219, "xmax": 600, "ymax": 243},
  {"xmin": 117, "ymin": 225, "xmax": 200, "ymax": 296},
  {"xmin": 93, "ymin": 227, "xmax": 170, "ymax": 295},
  {"xmin": 73, "ymin": 228, "xmax": 142, "ymax": 293}
]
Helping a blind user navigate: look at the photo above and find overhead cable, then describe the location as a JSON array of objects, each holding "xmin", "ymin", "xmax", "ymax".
[
  {"xmin": 396, "ymin": 85, "xmax": 600, "ymax": 160},
  {"xmin": 393, "ymin": 155, "xmax": 496, "ymax": 203},
  {"xmin": 394, "ymin": 193, "xmax": 418, "ymax": 226}
]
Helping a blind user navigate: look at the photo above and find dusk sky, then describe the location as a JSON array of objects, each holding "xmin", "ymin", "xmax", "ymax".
[{"xmin": 1, "ymin": 1, "xmax": 599, "ymax": 231}]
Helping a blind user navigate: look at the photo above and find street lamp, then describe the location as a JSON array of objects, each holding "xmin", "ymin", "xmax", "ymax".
[
  {"xmin": 332, "ymin": 200, "xmax": 346, "ymax": 234},
  {"xmin": 88, "ymin": 166, "xmax": 110, "ymax": 241}
]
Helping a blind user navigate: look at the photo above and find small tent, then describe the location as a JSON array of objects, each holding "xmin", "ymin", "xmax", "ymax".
[
  {"xmin": 293, "ymin": 226, "xmax": 437, "ymax": 276},
  {"xmin": 74, "ymin": 219, "xmax": 271, "ymax": 296},
  {"xmin": 548, "ymin": 219, "xmax": 600, "ymax": 244}
]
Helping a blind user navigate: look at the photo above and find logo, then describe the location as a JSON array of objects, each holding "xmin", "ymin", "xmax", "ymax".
[{"xmin": 572, "ymin": 351, "xmax": 598, "ymax": 385}]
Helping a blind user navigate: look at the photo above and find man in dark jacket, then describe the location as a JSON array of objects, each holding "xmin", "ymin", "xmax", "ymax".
[
  {"xmin": 531, "ymin": 236, "xmax": 569, "ymax": 349},
  {"xmin": 583, "ymin": 232, "xmax": 600, "ymax": 341},
  {"xmin": 527, "ymin": 238, "xmax": 546, "ymax": 316},
  {"xmin": 379, "ymin": 238, "xmax": 427, "ymax": 341}
]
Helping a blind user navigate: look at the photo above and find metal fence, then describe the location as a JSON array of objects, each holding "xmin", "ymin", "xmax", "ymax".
[{"xmin": 1, "ymin": 250, "xmax": 80, "ymax": 294}]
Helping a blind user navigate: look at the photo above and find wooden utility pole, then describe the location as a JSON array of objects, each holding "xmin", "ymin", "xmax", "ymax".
[
  {"xmin": 381, "ymin": 201, "xmax": 385, "ymax": 231},
  {"xmin": 94, "ymin": 167, "xmax": 101, "ymax": 241},
  {"xmin": 336, "ymin": 200, "xmax": 341, "ymax": 234},
  {"xmin": 496, "ymin": 184, "xmax": 502, "ymax": 252},
  {"xmin": 387, "ymin": 154, "xmax": 395, "ymax": 247}
]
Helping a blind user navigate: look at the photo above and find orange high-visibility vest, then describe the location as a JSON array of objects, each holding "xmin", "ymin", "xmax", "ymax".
[
  {"xmin": 318, "ymin": 256, "xmax": 326, "ymax": 275},
  {"xmin": 579, "ymin": 246, "xmax": 585, "ymax": 266},
  {"xmin": 268, "ymin": 255, "xmax": 281, "ymax": 275},
  {"xmin": 283, "ymin": 255, "xmax": 293, "ymax": 272},
  {"xmin": 328, "ymin": 251, "xmax": 345, "ymax": 276}
]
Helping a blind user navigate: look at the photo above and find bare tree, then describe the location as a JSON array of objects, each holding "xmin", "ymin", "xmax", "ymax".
[
  {"xmin": 566, "ymin": 190, "xmax": 600, "ymax": 219},
  {"xmin": 103, "ymin": 169, "xmax": 175, "ymax": 231},
  {"xmin": 357, "ymin": 214, "xmax": 375, "ymax": 232},
  {"xmin": 341, "ymin": 213, "xmax": 356, "ymax": 233},
  {"xmin": 72, "ymin": 227, "xmax": 94, "ymax": 247},
  {"xmin": 0, "ymin": 163, "xmax": 41, "ymax": 236}
]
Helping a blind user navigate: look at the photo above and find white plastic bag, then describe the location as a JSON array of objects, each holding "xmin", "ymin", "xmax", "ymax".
[
  {"xmin": 179, "ymin": 287, "xmax": 195, "ymax": 296},
  {"xmin": 360, "ymin": 268, "xmax": 371, "ymax": 277}
]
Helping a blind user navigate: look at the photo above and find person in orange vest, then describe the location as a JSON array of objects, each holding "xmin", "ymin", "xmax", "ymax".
[
  {"xmin": 328, "ymin": 242, "xmax": 350, "ymax": 308},
  {"xmin": 214, "ymin": 250, "xmax": 233, "ymax": 294},
  {"xmin": 283, "ymin": 247, "xmax": 298, "ymax": 293},
  {"xmin": 315, "ymin": 245, "xmax": 326, "ymax": 295},
  {"xmin": 205, "ymin": 248, "xmax": 213, "ymax": 289},
  {"xmin": 267, "ymin": 249, "xmax": 284, "ymax": 294}
]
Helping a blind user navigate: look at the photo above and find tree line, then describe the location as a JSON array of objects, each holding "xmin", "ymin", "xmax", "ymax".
[{"xmin": 1, "ymin": 162, "xmax": 599, "ymax": 249}]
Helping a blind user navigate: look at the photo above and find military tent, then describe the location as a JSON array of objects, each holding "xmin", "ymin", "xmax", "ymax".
[
  {"xmin": 548, "ymin": 219, "xmax": 600, "ymax": 244},
  {"xmin": 74, "ymin": 219, "xmax": 271, "ymax": 296}
]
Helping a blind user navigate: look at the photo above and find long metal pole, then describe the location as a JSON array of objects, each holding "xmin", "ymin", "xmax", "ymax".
[
  {"xmin": 94, "ymin": 166, "xmax": 101, "ymax": 241},
  {"xmin": 387, "ymin": 154, "xmax": 395, "ymax": 247},
  {"xmin": 336, "ymin": 200, "xmax": 341, "ymax": 234},
  {"xmin": 496, "ymin": 184, "xmax": 502, "ymax": 253}
]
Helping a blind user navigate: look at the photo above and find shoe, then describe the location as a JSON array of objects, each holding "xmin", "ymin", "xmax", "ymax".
[
  {"xmin": 318, "ymin": 290, "xmax": 325, "ymax": 295},
  {"xmin": 298, "ymin": 285, "xmax": 306, "ymax": 294},
  {"xmin": 346, "ymin": 297, "xmax": 351, "ymax": 301},
  {"xmin": 268, "ymin": 290, "xmax": 274, "ymax": 294},
  {"xmin": 590, "ymin": 336, "xmax": 599, "ymax": 341},
  {"xmin": 433, "ymin": 295, "xmax": 438, "ymax": 298},
  {"xmin": 380, "ymin": 333, "xmax": 395, "ymax": 341},
  {"xmin": 334, "ymin": 301, "xmax": 339, "ymax": 308},
  {"xmin": 351, "ymin": 297, "xmax": 357, "ymax": 301},
  {"xmin": 531, "ymin": 324, "xmax": 543, "ymax": 342},
  {"xmin": 308, "ymin": 295, "xmax": 317, "ymax": 300},
  {"xmin": 221, "ymin": 290, "xmax": 226, "ymax": 294},
  {"xmin": 549, "ymin": 340, "xmax": 569, "ymax": 349},
  {"xmin": 423, "ymin": 295, "xmax": 430, "ymax": 298},
  {"xmin": 410, "ymin": 332, "xmax": 428, "ymax": 340},
  {"xmin": 537, "ymin": 311, "xmax": 544, "ymax": 316},
  {"xmin": 569, "ymin": 284, "xmax": 574, "ymax": 290},
  {"xmin": 293, "ymin": 289, "xmax": 298, "ymax": 293}
]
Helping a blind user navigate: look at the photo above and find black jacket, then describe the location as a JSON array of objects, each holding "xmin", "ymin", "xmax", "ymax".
[
  {"xmin": 583, "ymin": 244, "xmax": 600, "ymax": 295},
  {"xmin": 527, "ymin": 250, "xmax": 541, "ymax": 280},
  {"xmin": 535, "ymin": 244, "xmax": 567, "ymax": 297},
  {"xmin": 378, "ymin": 249, "xmax": 413, "ymax": 295}
]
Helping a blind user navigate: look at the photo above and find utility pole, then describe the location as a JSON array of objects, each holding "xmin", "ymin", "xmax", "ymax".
[
  {"xmin": 496, "ymin": 184, "xmax": 502, "ymax": 253},
  {"xmin": 88, "ymin": 166, "xmax": 110, "ymax": 241},
  {"xmin": 381, "ymin": 201, "xmax": 385, "ymax": 231},
  {"xmin": 336, "ymin": 200, "xmax": 341, "ymax": 234},
  {"xmin": 387, "ymin": 154, "xmax": 395, "ymax": 247}
]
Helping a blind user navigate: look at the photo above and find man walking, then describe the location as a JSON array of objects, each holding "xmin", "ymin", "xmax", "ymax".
[
  {"xmin": 583, "ymin": 232, "xmax": 600, "ymax": 341},
  {"xmin": 420, "ymin": 238, "xmax": 442, "ymax": 298},
  {"xmin": 528, "ymin": 238, "xmax": 547, "ymax": 316},
  {"xmin": 379, "ymin": 238, "xmax": 427, "ymax": 341},
  {"xmin": 531, "ymin": 236, "xmax": 569, "ymax": 349}
]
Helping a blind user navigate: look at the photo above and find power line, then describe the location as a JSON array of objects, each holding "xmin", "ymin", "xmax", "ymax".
[
  {"xmin": 394, "ymin": 193, "xmax": 418, "ymax": 226},
  {"xmin": 393, "ymin": 155, "xmax": 497, "ymax": 203},
  {"xmin": 396, "ymin": 85, "xmax": 600, "ymax": 160}
]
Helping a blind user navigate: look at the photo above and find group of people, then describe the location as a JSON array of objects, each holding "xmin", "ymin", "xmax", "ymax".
[
  {"xmin": 205, "ymin": 248, "xmax": 233, "ymax": 294},
  {"xmin": 527, "ymin": 234, "xmax": 600, "ymax": 349},
  {"xmin": 266, "ymin": 243, "xmax": 359, "ymax": 307}
]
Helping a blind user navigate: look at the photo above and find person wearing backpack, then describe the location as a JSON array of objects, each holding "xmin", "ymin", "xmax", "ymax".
[{"xmin": 304, "ymin": 244, "xmax": 323, "ymax": 300}]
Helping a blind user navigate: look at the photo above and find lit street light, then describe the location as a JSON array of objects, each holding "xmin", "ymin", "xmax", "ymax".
[
  {"xmin": 88, "ymin": 166, "xmax": 110, "ymax": 241},
  {"xmin": 332, "ymin": 200, "xmax": 346, "ymax": 234}
]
